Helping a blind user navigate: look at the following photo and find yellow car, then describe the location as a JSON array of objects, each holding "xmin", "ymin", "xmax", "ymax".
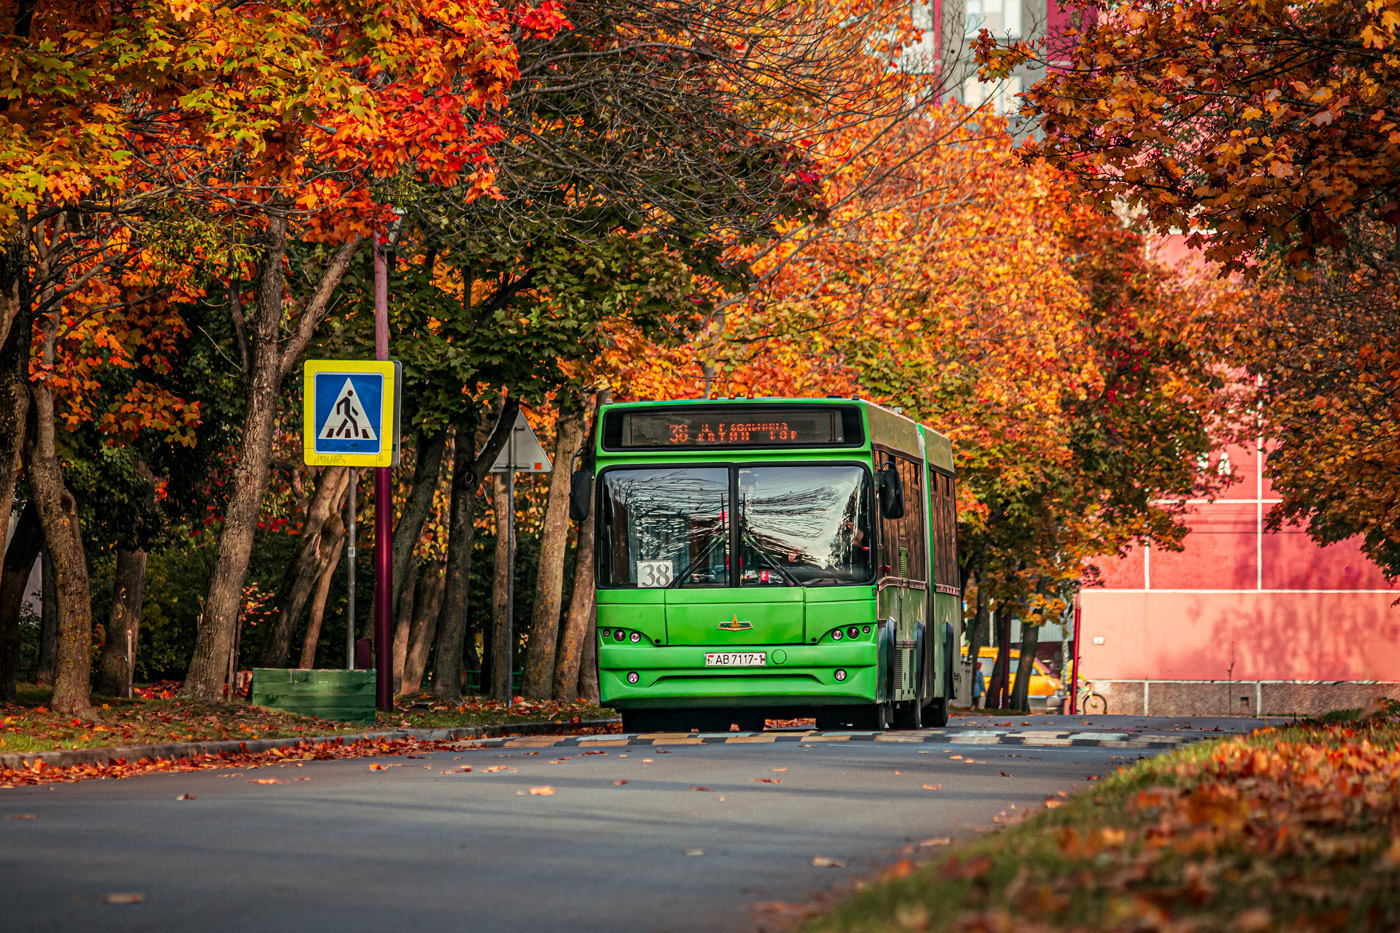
[{"xmin": 962, "ymin": 646, "xmax": 1067, "ymax": 712}]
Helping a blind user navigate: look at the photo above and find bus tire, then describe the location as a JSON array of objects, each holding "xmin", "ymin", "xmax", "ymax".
[
  {"xmin": 851, "ymin": 701, "xmax": 890, "ymax": 731},
  {"xmin": 893, "ymin": 698, "xmax": 922, "ymax": 730},
  {"xmin": 924, "ymin": 696, "xmax": 950, "ymax": 727}
]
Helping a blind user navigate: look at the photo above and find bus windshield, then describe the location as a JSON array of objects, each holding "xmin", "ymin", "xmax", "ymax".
[
  {"xmin": 597, "ymin": 464, "xmax": 871, "ymax": 587},
  {"xmin": 598, "ymin": 467, "xmax": 729, "ymax": 588},
  {"xmin": 738, "ymin": 466, "xmax": 871, "ymax": 586}
]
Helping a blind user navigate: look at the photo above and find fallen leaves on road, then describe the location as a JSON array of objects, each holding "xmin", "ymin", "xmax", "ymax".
[
  {"xmin": 613, "ymin": 779, "xmax": 629, "ymax": 785},
  {"xmin": 812, "ymin": 856, "xmax": 845, "ymax": 868},
  {"xmin": 103, "ymin": 893, "xmax": 144, "ymax": 905},
  {"xmin": 0, "ymin": 735, "xmax": 513, "ymax": 789},
  {"xmin": 248, "ymin": 778, "xmax": 285, "ymax": 784},
  {"xmin": 176, "ymin": 794, "xmax": 195, "ymax": 800},
  {"xmin": 922, "ymin": 784, "xmax": 942, "ymax": 791},
  {"xmin": 690, "ymin": 786, "xmax": 713, "ymax": 792},
  {"xmin": 367, "ymin": 763, "xmax": 386, "ymax": 770},
  {"xmin": 755, "ymin": 777, "xmax": 782, "ymax": 783},
  {"xmin": 529, "ymin": 786, "xmax": 555, "ymax": 796},
  {"xmin": 7, "ymin": 813, "xmax": 38, "ymax": 819}
]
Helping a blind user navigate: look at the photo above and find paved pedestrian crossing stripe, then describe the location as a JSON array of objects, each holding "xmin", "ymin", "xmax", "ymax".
[{"xmin": 452, "ymin": 729, "xmax": 1202, "ymax": 751}]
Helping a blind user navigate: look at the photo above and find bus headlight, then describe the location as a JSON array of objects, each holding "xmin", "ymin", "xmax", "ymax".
[
  {"xmin": 834, "ymin": 669, "xmax": 847, "ymax": 682},
  {"xmin": 627, "ymin": 672, "xmax": 640, "ymax": 685}
]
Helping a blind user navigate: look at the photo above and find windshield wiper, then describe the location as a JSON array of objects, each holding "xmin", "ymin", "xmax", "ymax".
[
  {"xmin": 738, "ymin": 499, "xmax": 803, "ymax": 587},
  {"xmin": 669, "ymin": 498, "xmax": 729, "ymax": 588},
  {"xmin": 668, "ymin": 529, "xmax": 726, "ymax": 588}
]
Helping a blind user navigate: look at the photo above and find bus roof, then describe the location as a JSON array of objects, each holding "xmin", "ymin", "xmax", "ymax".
[{"xmin": 594, "ymin": 398, "xmax": 954, "ymax": 473}]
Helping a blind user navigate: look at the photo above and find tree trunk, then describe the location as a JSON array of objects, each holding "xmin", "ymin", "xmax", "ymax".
[
  {"xmin": 390, "ymin": 431, "xmax": 447, "ymax": 687},
  {"xmin": 0, "ymin": 501, "xmax": 41, "ymax": 701},
  {"xmin": 553, "ymin": 485, "xmax": 596, "ymax": 701},
  {"xmin": 257, "ymin": 466, "xmax": 349, "ymax": 668},
  {"xmin": 578, "ymin": 604, "xmax": 599, "ymax": 704},
  {"xmin": 94, "ymin": 548, "xmax": 147, "ymax": 697},
  {"xmin": 181, "ymin": 218, "xmax": 361, "ymax": 701},
  {"xmin": 26, "ymin": 381, "xmax": 94, "ymax": 716},
  {"xmin": 401, "ymin": 560, "xmax": 445, "ymax": 695},
  {"xmin": 522, "ymin": 398, "xmax": 588, "ymax": 699},
  {"xmin": 490, "ymin": 473, "xmax": 513, "ymax": 703},
  {"xmin": 989, "ymin": 607, "xmax": 1013, "ymax": 710},
  {"xmin": 962, "ymin": 577, "xmax": 989, "ymax": 708},
  {"xmin": 391, "ymin": 558, "xmax": 421, "ymax": 694},
  {"xmin": 1011, "ymin": 620, "xmax": 1040, "ymax": 714},
  {"xmin": 432, "ymin": 435, "xmax": 480, "ymax": 699},
  {"xmin": 298, "ymin": 508, "xmax": 346, "ymax": 670},
  {"xmin": 0, "ymin": 228, "xmax": 33, "ymax": 570},
  {"xmin": 36, "ymin": 548, "xmax": 56, "ymax": 685}
]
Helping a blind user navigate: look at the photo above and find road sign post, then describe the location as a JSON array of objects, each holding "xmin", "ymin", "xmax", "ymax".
[
  {"xmin": 303, "ymin": 356, "xmax": 399, "ymax": 707},
  {"xmin": 489, "ymin": 412, "xmax": 552, "ymax": 703},
  {"xmin": 373, "ymin": 241, "xmax": 393, "ymax": 713}
]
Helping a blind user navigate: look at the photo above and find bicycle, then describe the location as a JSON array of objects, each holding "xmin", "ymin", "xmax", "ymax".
[{"xmin": 1075, "ymin": 679, "xmax": 1107, "ymax": 715}]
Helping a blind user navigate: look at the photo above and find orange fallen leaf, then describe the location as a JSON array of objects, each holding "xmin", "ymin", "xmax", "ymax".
[
  {"xmin": 248, "ymin": 778, "xmax": 285, "ymax": 784},
  {"xmin": 755, "ymin": 778, "xmax": 781, "ymax": 783},
  {"xmin": 529, "ymin": 786, "xmax": 555, "ymax": 796},
  {"xmin": 368, "ymin": 763, "xmax": 386, "ymax": 771},
  {"xmin": 484, "ymin": 766, "xmax": 509, "ymax": 773},
  {"xmin": 1000, "ymin": 771, "xmax": 1013, "ymax": 777},
  {"xmin": 176, "ymin": 794, "xmax": 195, "ymax": 800},
  {"xmin": 103, "ymin": 893, "xmax": 144, "ymax": 904},
  {"xmin": 812, "ymin": 856, "xmax": 845, "ymax": 868},
  {"xmin": 691, "ymin": 786, "xmax": 713, "ymax": 792},
  {"xmin": 7, "ymin": 813, "xmax": 38, "ymax": 820},
  {"xmin": 613, "ymin": 780, "xmax": 629, "ymax": 785},
  {"xmin": 771, "ymin": 768, "xmax": 787, "ymax": 772},
  {"xmin": 923, "ymin": 784, "xmax": 942, "ymax": 790}
]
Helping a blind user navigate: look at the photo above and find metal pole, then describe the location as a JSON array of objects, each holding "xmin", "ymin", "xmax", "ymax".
[
  {"xmin": 373, "ymin": 240, "xmax": 392, "ymax": 712},
  {"xmin": 346, "ymin": 474, "xmax": 356, "ymax": 670},
  {"xmin": 1068, "ymin": 591, "xmax": 1082, "ymax": 715},
  {"xmin": 503, "ymin": 428, "xmax": 516, "ymax": 701}
]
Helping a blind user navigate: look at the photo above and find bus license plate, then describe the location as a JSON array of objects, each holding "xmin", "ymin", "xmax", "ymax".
[{"xmin": 705, "ymin": 652, "xmax": 765, "ymax": 667}]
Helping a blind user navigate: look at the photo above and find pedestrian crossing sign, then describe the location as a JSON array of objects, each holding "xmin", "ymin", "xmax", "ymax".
[{"xmin": 303, "ymin": 360, "xmax": 401, "ymax": 466}]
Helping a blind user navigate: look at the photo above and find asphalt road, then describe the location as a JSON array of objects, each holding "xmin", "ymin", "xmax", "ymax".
[{"xmin": 1, "ymin": 714, "xmax": 1272, "ymax": 933}]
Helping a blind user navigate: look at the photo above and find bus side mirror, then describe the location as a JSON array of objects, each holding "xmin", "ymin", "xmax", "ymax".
[
  {"xmin": 569, "ymin": 470, "xmax": 592, "ymax": 522},
  {"xmin": 879, "ymin": 463, "xmax": 905, "ymax": 520}
]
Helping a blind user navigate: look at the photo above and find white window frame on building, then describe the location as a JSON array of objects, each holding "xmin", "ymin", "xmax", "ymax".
[{"xmin": 965, "ymin": 0, "xmax": 1022, "ymax": 38}]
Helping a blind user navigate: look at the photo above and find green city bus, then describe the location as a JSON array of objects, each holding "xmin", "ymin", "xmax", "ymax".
[{"xmin": 569, "ymin": 398, "xmax": 961, "ymax": 732}]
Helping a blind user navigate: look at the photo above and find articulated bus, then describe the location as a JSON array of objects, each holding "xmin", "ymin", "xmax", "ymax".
[{"xmin": 568, "ymin": 398, "xmax": 961, "ymax": 732}]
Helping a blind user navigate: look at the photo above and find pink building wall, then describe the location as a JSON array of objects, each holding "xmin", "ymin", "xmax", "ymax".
[{"xmin": 1080, "ymin": 435, "xmax": 1400, "ymax": 714}]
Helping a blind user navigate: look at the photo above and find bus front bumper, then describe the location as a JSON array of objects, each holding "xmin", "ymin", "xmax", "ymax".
[{"xmin": 598, "ymin": 642, "xmax": 880, "ymax": 709}]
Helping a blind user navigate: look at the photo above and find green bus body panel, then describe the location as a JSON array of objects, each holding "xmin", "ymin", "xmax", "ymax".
[
  {"xmin": 596, "ymin": 588, "xmax": 876, "ymax": 648},
  {"xmin": 590, "ymin": 398, "xmax": 956, "ymax": 712}
]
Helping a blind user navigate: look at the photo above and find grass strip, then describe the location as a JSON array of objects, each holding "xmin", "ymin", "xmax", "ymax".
[{"xmin": 806, "ymin": 708, "xmax": 1400, "ymax": 932}]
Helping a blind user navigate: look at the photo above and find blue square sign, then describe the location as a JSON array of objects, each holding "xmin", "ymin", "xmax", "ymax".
[{"xmin": 303, "ymin": 360, "xmax": 399, "ymax": 467}]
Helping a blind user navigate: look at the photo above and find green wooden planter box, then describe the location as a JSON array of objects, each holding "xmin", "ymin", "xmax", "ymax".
[{"xmin": 250, "ymin": 669, "xmax": 377, "ymax": 725}]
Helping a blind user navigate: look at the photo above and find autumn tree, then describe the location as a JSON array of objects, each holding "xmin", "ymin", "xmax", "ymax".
[
  {"xmin": 979, "ymin": 0, "xmax": 1400, "ymax": 271},
  {"xmin": 1233, "ymin": 229, "xmax": 1400, "ymax": 578},
  {"xmin": 977, "ymin": 0, "xmax": 1400, "ymax": 583}
]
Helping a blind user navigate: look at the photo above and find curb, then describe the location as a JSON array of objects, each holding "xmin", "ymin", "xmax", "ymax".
[{"xmin": 0, "ymin": 718, "xmax": 621, "ymax": 772}]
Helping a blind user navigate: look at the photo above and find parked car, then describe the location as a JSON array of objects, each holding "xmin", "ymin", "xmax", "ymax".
[{"xmin": 962, "ymin": 646, "xmax": 1067, "ymax": 712}]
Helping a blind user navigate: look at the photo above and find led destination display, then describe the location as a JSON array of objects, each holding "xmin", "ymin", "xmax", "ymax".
[{"xmin": 606, "ymin": 407, "xmax": 860, "ymax": 449}]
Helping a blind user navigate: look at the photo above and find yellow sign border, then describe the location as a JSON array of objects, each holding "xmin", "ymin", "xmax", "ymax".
[{"xmin": 303, "ymin": 360, "xmax": 399, "ymax": 467}]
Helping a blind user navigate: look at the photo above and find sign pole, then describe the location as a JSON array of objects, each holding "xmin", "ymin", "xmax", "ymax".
[
  {"xmin": 501, "ymin": 426, "xmax": 517, "ymax": 702},
  {"xmin": 346, "ymin": 473, "xmax": 356, "ymax": 670},
  {"xmin": 373, "ymin": 240, "xmax": 393, "ymax": 712}
]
